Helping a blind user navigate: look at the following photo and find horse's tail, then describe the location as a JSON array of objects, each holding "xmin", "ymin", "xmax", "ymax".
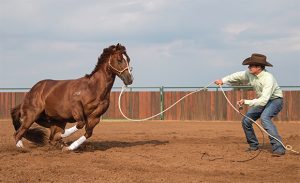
[
  {"xmin": 11, "ymin": 104, "xmax": 47, "ymax": 145},
  {"xmin": 11, "ymin": 104, "xmax": 22, "ymax": 131}
]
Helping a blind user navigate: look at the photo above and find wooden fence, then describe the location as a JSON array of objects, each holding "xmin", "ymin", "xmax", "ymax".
[{"xmin": 1, "ymin": 90, "xmax": 299, "ymax": 121}]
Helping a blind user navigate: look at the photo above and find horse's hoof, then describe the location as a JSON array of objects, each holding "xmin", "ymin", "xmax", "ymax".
[
  {"xmin": 59, "ymin": 140, "xmax": 68, "ymax": 147},
  {"xmin": 49, "ymin": 139, "xmax": 68, "ymax": 149},
  {"xmin": 62, "ymin": 146, "xmax": 71, "ymax": 152},
  {"xmin": 48, "ymin": 141, "xmax": 57, "ymax": 146},
  {"xmin": 16, "ymin": 140, "xmax": 24, "ymax": 148}
]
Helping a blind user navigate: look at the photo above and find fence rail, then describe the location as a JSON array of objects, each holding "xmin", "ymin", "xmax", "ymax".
[{"xmin": 1, "ymin": 86, "xmax": 299, "ymax": 121}]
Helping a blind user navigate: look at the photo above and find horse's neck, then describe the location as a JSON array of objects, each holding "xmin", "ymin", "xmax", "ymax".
[{"xmin": 90, "ymin": 65, "xmax": 116, "ymax": 99}]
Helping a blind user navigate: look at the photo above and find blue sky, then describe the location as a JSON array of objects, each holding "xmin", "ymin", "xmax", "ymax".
[{"xmin": 1, "ymin": 0, "xmax": 300, "ymax": 88}]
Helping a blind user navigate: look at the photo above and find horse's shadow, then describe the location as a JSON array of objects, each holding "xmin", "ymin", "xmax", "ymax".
[{"xmin": 72, "ymin": 140, "xmax": 169, "ymax": 152}]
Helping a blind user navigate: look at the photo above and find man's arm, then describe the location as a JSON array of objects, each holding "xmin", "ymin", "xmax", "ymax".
[{"xmin": 215, "ymin": 71, "xmax": 248, "ymax": 85}]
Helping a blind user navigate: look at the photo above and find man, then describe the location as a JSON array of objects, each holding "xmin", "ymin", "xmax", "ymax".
[{"xmin": 215, "ymin": 53, "xmax": 285, "ymax": 155}]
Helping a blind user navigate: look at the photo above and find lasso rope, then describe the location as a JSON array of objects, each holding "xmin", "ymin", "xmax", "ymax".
[
  {"xmin": 118, "ymin": 82, "xmax": 299, "ymax": 154},
  {"xmin": 118, "ymin": 81, "xmax": 215, "ymax": 121}
]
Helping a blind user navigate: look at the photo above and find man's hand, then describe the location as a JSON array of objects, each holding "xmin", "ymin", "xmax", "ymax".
[
  {"xmin": 214, "ymin": 79, "xmax": 223, "ymax": 85},
  {"xmin": 237, "ymin": 99, "xmax": 245, "ymax": 106}
]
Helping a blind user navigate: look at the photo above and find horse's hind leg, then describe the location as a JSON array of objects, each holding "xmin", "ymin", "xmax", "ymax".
[
  {"xmin": 14, "ymin": 107, "xmax": 42, "ymax": 148},
  {"xmin": 49, "ymin": 122, "xmax": 67, "ymax": 147}
]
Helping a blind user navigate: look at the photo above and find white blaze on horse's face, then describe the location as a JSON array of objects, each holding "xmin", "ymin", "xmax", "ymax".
[
  {"xmin": 122, "ymin": 54, "xmax": 132, "ymax": 75},
  {"xmin": 122, "ymin": 54, "xmax": 127, "ymax": 61}
]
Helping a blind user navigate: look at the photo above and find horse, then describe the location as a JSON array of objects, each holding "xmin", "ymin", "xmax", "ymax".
[{"xmin": 10, "ymin": 43, "xmax": 133, "ymax": 151}]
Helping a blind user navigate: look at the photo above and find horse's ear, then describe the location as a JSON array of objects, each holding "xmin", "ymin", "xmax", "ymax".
[
  {"xmin": 109, "ymin": 45, "xmax": 116, "ymax": 51},
  {"xmin": 116, "ymin": 43, "xmax": 125, "ymax": 51}
]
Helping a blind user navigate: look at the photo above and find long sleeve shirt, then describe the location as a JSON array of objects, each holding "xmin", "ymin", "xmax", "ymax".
[{"xmin": 222, "ymin": 70, "xmax": 283, "ymax": 107}]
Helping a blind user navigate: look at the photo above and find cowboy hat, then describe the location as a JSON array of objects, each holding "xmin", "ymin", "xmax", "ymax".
[{"xmin": 242, "ymin": 53, "xmax": 273, "ymax": 67}]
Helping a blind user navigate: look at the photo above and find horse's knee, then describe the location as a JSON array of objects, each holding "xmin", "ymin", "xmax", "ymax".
[
  {"xmin": 76, "ymin": 121, "xmax": 85, "ymax": 129},
  {"xmin": 84, "ymin": 124, "xmax": 99, "ymax": 138},
  {"xmin": 82, "ymin": 117, "xmax": 100, "ymax": 139}
]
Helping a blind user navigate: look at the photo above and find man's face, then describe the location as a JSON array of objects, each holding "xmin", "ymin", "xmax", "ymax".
[{"xmin": 248, "ymin": 65, "xmax": 262, "ymax": 75}]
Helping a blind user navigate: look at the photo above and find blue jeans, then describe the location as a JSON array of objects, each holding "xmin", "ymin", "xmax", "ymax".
[{"xmin": 242, "ymin": 98, "xmax": 284, "ymax": 153}]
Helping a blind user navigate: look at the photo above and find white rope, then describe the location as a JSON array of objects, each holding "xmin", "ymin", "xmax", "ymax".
[
  {"xmin": 218, "ymin": 84, "xmax": 299, "ymax": 154},
  {"xmin": 117, "ymin": 81, "xmax": 298, "ymax": 154},
  {"xmin": 118, "ymin": 82, "xmax": 214, "ymax": 122}
]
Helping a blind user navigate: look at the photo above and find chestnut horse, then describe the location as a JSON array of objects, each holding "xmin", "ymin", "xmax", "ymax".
[{"xmin": 11, "ymin": 44, "xmax": 133, "ymax": 151}]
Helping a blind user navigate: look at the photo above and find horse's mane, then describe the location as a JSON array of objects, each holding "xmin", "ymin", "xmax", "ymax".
[{"xmin": 85, "ymin": 44, "xmax": 126, "ymax": 78}]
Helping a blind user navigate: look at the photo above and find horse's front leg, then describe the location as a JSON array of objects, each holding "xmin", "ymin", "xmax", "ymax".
[
  {"xmin": 61, "ymin": 101, "xmax": 86, "ymax": 138},
  {"xmin": 63, "ymin": 117, "xmax": 100, "ymax": 151},
  {"xmin": 63, "ymin": 100, "xmax": 108, "ymax": 151}
]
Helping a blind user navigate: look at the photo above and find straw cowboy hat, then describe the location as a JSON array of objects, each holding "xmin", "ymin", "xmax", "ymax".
[{"xmin": 242, "ymin": 53, "xmax": 273, "ymax": 67}]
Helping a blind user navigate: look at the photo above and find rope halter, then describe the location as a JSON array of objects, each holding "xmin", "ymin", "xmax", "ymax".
[{"xmin": 108, "ymin": 53, "xmax": 132, "ymax": 75}]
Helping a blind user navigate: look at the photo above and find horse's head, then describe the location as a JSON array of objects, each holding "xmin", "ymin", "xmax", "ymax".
[{"xmin": 108, "ymin": 44, "xmax": 133, "ymax": 86}]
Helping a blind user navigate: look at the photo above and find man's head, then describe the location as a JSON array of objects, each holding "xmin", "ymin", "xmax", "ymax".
[
  {"xmin": 242, "ymin": 53, "xmax": 272, "ymax": 75},
  {"xmin": 247, "ymin": 64, "xmax": 264, "ymax": 75}
]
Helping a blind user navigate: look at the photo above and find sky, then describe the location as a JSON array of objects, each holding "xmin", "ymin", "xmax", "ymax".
[{"xmin": 1, "ymin": 0, "xmax": 300, "ymax": 88}]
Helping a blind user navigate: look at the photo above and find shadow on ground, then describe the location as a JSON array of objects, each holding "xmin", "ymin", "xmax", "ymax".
[{"xmin": 73, "ymin": 140, "xmax": 169, "ymax": 152}]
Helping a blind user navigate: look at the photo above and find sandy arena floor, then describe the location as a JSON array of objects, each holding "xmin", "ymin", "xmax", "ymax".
[{"xmin": 0, "ymin": 120, "xmax": 299, "ymax": 183}]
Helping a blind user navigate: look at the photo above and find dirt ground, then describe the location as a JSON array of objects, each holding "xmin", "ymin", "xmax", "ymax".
[{"xmin": 0, "ymin": 120, "xmax": 299, "ymax": 183}]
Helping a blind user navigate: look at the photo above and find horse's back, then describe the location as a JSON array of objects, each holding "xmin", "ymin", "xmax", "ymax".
[
  {"xmin": 23, "ymin": 79, "xmax": 78, "ymax": 108},
  {"xmin": 42, "ymin": 78, "xmax": 87, "ymax": 119},
  {"xmin": 26, "ymin": 79, "xmax": 66, "ymax": 100}
]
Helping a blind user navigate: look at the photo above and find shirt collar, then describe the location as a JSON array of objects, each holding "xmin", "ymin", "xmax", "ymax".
[{"xmin": 256, "ymin": 69, "xmax": 266, "ymax": 79}]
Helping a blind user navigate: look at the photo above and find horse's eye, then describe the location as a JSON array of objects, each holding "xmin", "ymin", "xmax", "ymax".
[{"xmin": 118, "ymin": 60, "xmax": 123, "ymax": 64}]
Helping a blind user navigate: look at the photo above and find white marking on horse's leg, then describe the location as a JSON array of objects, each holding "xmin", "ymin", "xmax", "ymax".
[
  {"xmin": 66, "ymin": 136, "xmax": 87, "ymax": 150},
  {"xmin": 16, "ymin": 139, "xmax": 24, "ymax": 148},
  {"xmin": 61, "ymin": 125, "xmax": 79, "ymax": 138}
]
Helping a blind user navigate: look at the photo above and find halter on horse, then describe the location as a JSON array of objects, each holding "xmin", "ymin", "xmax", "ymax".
[{"xmin": 11, "ymin": 43, "xmax": 133, "ymax": 150}]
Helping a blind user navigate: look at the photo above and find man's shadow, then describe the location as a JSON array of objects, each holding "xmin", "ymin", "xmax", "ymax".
[{"xmin": 73, "ymin": 140, "xmax": 169, "ymax": 152}]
